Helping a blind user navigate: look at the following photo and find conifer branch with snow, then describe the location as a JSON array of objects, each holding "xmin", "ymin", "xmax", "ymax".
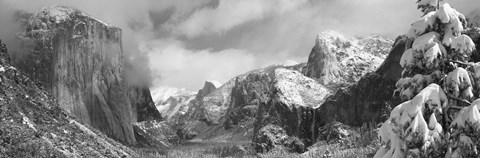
[{"xmin": 376, "ymin": 1, "xmax": 480, "ymax": 157}]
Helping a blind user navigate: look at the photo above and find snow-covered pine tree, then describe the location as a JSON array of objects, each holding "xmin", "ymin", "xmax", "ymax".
[{"xmin": 375, "ymin": 0, "xmax": 480, "ymax": 157}]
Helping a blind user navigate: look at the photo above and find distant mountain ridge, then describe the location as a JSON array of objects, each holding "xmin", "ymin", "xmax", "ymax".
[{"xmin": 151, "ymin": 31, "xmax": 394, "ymax": 152}]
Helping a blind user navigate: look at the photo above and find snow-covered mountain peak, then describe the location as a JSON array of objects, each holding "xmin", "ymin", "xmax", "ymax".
[
  {"xmin": 34, "ymin": 6, "xmax": 76, "ymax": 24},
  {"xmin": 304, "ymin": 31, "xmax": 394, "ymax": 89},
  {"xmin": 28, "ymin": 6, "xmax": 113, "ymax": 33},
  {"xmin": 315, "ymin": 30, "xmax": 353, "ymax": 49},
  {"xmin": 279, "ymin": 60, "xmax": 299, "ymax": 67},
  {"xmin": 205, "ymin": 80, "xmax": 223, "ymax": 89},
  {"xmin": 150, "ymin": 86, "xmax": 196, "ymax": 104}
]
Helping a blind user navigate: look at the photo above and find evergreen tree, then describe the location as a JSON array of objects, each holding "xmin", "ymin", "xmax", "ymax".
[{"xmin": 375, "ymin": 1, "xmax": 479, "ymax": 157}]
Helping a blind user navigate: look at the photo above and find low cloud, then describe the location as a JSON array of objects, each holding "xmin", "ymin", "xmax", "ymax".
[
  {"xmin": 0, "ymin": 0, "xmax": 479, "ymax": 91},
  {"xmin": 141, "ymin": 39, "xmax": 256, "ymax": 90}
]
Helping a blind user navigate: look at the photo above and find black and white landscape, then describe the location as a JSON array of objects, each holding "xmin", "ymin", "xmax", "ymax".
[{"xmin": 0, "ymin": 0, "xmax": 480, "ymax": 157}]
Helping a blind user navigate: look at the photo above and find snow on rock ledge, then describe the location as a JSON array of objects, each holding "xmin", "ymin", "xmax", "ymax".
[{"xmin": 303, "ymin": 30, "xmax": 393, "ymax": 90}]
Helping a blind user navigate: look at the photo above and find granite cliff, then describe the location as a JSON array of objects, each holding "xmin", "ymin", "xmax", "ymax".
[
  {"xmin": 303, "ymin": 31, "xmax": 393, "ymax": 91},
  {"xmin": 15, "ymin": 6, "xmax": 161, "ymax": 145},
  {"xmin": 315, "ymin": 27, "xmax": 480, "ymax": 128},
  {"xmin": 313, "ymin": 36, "xmax": 406, "ymax": 127},
  {"xmin": 0, "ymin": 39, "xmax": 140, "ymax": 157}
]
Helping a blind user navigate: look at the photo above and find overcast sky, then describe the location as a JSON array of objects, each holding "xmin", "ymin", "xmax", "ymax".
[{"xmin": 0, "ymin": 0, "xmax": 479, "ymax": 91}]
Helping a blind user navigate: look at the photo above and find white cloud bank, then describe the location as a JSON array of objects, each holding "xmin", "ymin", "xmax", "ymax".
[
  {"xmin": 141, "ymin": 39, "xmax": 256, "ymax": 89},
  {"xmin": 0, "ymin": 0, "xmax": 479, "ymax": 91},
  {"xmin": 175, "ymin": 0, "xmax": 307, "ymax": 38}
]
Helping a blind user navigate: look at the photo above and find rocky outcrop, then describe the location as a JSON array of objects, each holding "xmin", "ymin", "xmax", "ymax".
[
  {"xmin": 303, "ymin": 31, "xmax": 393, "ymax": 90},
  {"xmin": 0, "ymin": 39, "xmax": 139, "ymax": 157},
  {"xmin": 314, "ymin": 27, "xmax": 480, "ymax": 129},
  {"xmin": 196, "ymin": 81, "xmax": 219, "ymax": 100},
  {"xmin": 314, "ymin": 35, "xmax": 406, "ymax": 127},
  {"xmin": 132, "ymin": 120, "xmax": 179, "ymax": 148},
  {"xmin": 248, "ymin": 68, "xmax": 330, "ymax": 152},
  {"xmin": 0, "ymin": 40, "xmax": 9, "ymax": 64},
  {"xmin": 254, "ymin": 124, "xmax": 305, "ymax": 153},
  {"xmin": 15, "ymin": 6, "xmax": 161, "ymax": 145},
  {"xmin": 157, "ymin": 94, "xmax": 196, "ymax": 124},
  {"xmin": 194, "ymin": 80, "xmax": 230, "ymax": 125},
  {"xmin": 129, "ymin": 86, "xmax": 162, "ymax": 123},
  {"xmin": 205, "ymin": 66, "xmax": 331, "ymax": 151}
]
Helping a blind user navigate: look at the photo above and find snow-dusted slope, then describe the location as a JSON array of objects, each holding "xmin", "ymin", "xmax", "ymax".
[
  {"xmin": 149, "ymin": 86, "xmax": 196, "ymax": 123},
  {"xmin": 303, "ymin": 30, "xmax": 393, "ymax": 90},
  {"xmin": 151, "ymin": 86, "xmax": 196, "ymax": 106},
  {"xmin": 315, "ymin": 35, "xmax": 407, "ymax": 127},
  {"xmin": 0, "ymin": 39, "xmax": 139, "ymax": 157},
  {"xmin": 157, "ymin": 95, "xmax": 196, "ymax": 123}
]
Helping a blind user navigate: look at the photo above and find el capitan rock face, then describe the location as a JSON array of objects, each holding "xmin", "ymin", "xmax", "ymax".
[
  {"xmin": 15, "ymin": 6, "xmax": 161, "ymax": 145},
  {"xmin": 0, "ymin": 39, "xmax": 139, "ymax": 157}
]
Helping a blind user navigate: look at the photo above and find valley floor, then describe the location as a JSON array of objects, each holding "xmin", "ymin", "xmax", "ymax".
[
  {"xmin": 136, "ymin": 140, "xmax": 252, "ymax": 158},
  {"xmin": 136, "ymin": 123, "xmax": 379, "ymax": 158}
]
